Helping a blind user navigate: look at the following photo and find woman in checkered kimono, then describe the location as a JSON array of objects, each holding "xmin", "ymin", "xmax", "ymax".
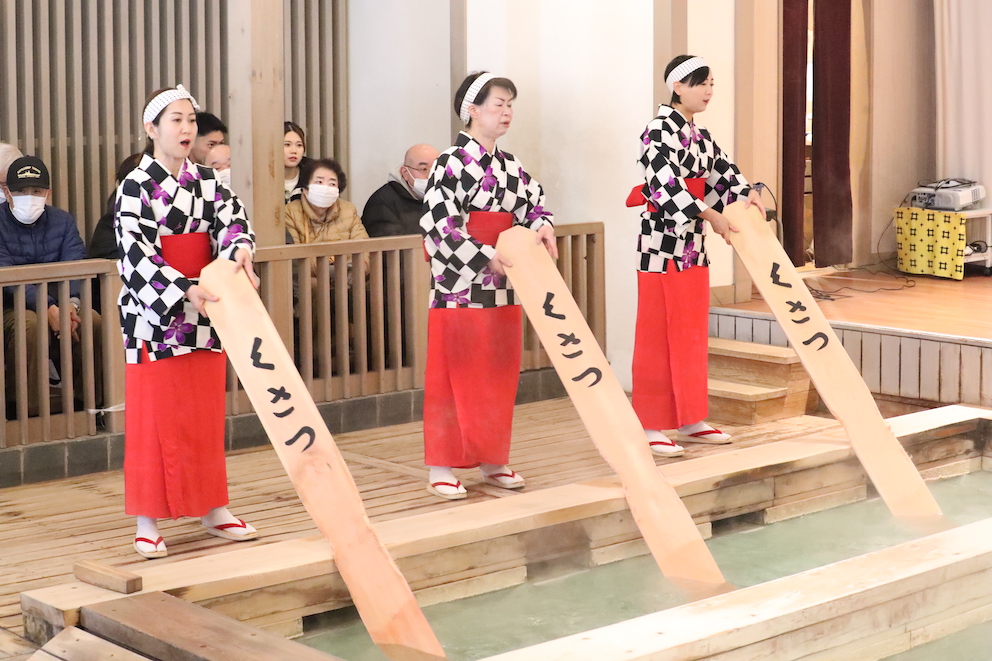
[
  {"xmin": 115, "ymin": 86, "xmax": 259, "ymax": 559},
  {"xmin": 420, "ymin": 72, "xmax": 557, "ymax": 500},
  {"xmin": 630, "ymin": 55, "xmax": 766, "ymax": 458}
]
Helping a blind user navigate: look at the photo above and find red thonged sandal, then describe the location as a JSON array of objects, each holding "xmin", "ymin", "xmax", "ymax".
[
  {"xmin": 204, "ymin": 519, "xmax": 259, "ymax": 541},
  {"xmin": 427, "ymin": 480, "xmax": 467, "ymax": 500},
  {"xmin": 482, "ymin": 470, "xmax": 525, "ymax": 490},
  {"xmin": 133, "ymin": 535, "xmax": 167, "ymax": 559},
  {"xmin": 678, "ymin": 428, "xmax": 732, "ymax": 444}
]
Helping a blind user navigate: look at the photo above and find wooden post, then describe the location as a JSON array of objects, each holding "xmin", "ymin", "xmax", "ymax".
[
  {"xmin": 724, "ymin": 202, "xmax": 944, "ymax": 524},
  {"xmin": 449, "ymin": 0, "xmax": 467, "ymax": 142},
  {"xmin": 653, "ymin": 0, "xmax": 688, "ymax": 109},
  {"xmin": 226, "ymin": 1, "xmax": 294, "ymax": 349}
]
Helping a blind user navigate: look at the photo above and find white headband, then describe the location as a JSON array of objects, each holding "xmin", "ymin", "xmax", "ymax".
[
  {"xmin": 459, "ymin": 73, "xmax": 497, "ymax": 124},
  {"xmin": 142, "ymin": 84, "xmax": 200, "ymax": 125},
  {"xmin": 665, "ymin": 57, "xmax": 707, "ymax": 92}
]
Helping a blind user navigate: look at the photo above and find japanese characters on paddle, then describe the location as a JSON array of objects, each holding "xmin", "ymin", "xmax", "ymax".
[
  {"xmin": 114, "ymin": 85, "xmax": 260, "ymax": 560},
  {"xmin": 630, "ymin": 55, "xmax": 767, "ymax": 458},
  {"xmin": 419, "ymin": 71, "xmax": 558, "ymax": 500}
]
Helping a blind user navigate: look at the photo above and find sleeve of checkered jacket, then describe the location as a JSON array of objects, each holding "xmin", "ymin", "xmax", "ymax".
[
  {"xmin": 209, "ymin": 176, "xmax": 256, "ymax": 261},
  {"xmin": 705, "ymin": 137, "xmax": 751, "ymax": 212},
  {"xmin": 515, "ymin": 159, "xmax": 554, "ymax": 232},
  {"xmin": 420, "ymin": 152, "xmax": 496, "ymax": 280},
  {"xmin": 640, "ymin": 120, "xmax": 708, "ymax": 236},
  {"xmin": 114, "ymin": 178, "xmax": 192, "ymax": 321}
]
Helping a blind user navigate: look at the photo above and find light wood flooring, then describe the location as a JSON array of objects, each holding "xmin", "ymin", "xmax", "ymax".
[
  {"xmin": 724, "ymin": 267, "xmax": 992, "ymax": 341},
  {"xmin": 0, "ymin": 398, "xmax": 842, "ymax": 658}
]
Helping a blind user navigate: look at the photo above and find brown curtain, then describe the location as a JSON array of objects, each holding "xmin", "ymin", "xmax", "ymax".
[
  {"xmin": 781, "ymin": 0, "xmax": 809, "ymax": 265},
  {"xmin": 811, "ymin": 0, "xmax": 853, "ymax": 266}
]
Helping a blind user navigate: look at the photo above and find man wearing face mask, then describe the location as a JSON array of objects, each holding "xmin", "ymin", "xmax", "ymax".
[
  {"xmin": 1, "ymin": 155, "xmax": 102, "ymax": 416},
  {"xmin": 204, "ymin": 144, "xmax": 232, "ymax": 189},
  {"xmin": 362, "ymin": 144, "xmax": 440, "ymax": 237}
]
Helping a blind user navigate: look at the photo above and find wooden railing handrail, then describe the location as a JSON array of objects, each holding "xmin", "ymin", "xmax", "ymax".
[
  {"xmin": 255, "ymin": 222, "xmax": 604, "ymax": 261},
  {"xmin": 0, "ymin": 259, "xmax": 118, "ymax": 286},
  {"xmin": 0, "ymin": 223, "xmax": 605, "ymax": 283}
]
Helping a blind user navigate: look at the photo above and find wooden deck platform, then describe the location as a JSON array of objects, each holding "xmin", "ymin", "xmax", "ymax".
[
  {"xmin": 4, "ymin": 397, "xmax": 991, "ymax": 659},
  {"xmin": 0, "ymin": 397, "xmax": 846, "ymax": 658},
  {"xmin": 724, "ymin": 266, "xmax": 992, "ymax": 342}
]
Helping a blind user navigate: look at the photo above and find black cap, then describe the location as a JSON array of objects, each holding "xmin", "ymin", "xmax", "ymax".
[{"xmin": 6, "ymin": 156, "xmax": 50, "ymax": 192}]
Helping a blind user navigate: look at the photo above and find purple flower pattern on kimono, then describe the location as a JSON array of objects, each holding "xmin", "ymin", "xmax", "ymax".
[
  {"xmin": 115, "ymin": 154, "xmax": 256, "ymax": 364},
  {"xmin": 420, "ymin": 131, "xmax": 553, "ymax": 309},
  {"xmin": 637, "ymin": 105, "xmax": 751, "ymax": 274}
]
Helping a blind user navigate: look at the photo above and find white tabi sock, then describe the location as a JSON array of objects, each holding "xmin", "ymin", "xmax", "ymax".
[
  {"xmin": 135, "ymin": 516, "xmax": 161, "ymax": 544},
  {"xmin": 678, "ymin": 421, "xmax": 715, "ymax": 435},
  {"xmin": 428, "ymin": 466, "xmax": 458, "ymax": 485}
]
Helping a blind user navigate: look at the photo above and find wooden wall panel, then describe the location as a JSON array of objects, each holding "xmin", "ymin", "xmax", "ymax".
[{"xmin": 0, "ymin": 0, "xmax": 334, "ymax": 243}]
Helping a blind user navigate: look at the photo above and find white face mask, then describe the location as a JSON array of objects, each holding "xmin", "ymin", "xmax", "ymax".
[
  {"xmin": 215, "ymin": 168, "xmax": 232, "ymax": 188},
  {"xmin": 306, "ymin": 184, "xmax": 339, "ymax": 208},
  {"xmin": 10, "ymin": 195, "xmax": 47, "ymax": 225},
  {"xmin": 411, "ymin": 177, "xmax": 429, "ymax": 199}
]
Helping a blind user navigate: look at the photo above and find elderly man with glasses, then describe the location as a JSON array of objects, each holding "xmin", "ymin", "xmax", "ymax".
[{"xmin": 362, "ymin": 143, "xmax": 440, "ymax": 237}]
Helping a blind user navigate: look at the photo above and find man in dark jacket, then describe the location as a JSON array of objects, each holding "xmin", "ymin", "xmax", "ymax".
[
  {"xmin": 362, "ymin": 144, "xmax": 439, "ymax": 237},
  {"xmin": 1, "ymin": 156, "xmax": 102, "ymax": 416}
]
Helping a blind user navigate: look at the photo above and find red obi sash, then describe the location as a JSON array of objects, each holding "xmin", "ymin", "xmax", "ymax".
[
  {"xmin": 161, "ymin": 233, "xmax": 212, "ymax": 278},
  {"xmin": 424, "ymin": 210, "xmax": 515, "ymax": 260},
  {"xmin": 466, "ymin": 211, "xmax": 514, "ymax": 248},
  {"xmin": 626, "ymin": 178, "xmax": 706, "ymax": 213}
]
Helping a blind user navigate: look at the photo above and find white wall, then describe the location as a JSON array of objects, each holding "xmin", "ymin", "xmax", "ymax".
[
  {"xmin": 348, "ymin": 0, "xmax": 738, "ymax": 390},
  {"xmin": 347, "ymin": 0, "xmax": 452, "ymax": 212},
  {"xmin": 466, "ymin": 0, "xmax": 653, "ymax": 388}
]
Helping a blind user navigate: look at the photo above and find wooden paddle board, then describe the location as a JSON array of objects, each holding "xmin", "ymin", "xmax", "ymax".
[
  {"xmin": 497, "ymin": 226, "xmax": 728, "ymax": 589},
  {"xmin": 723, "ymin": 201, "xmax": 943, "ymax": 523},
  {"xmin": 201, "ymin": 260, "xmax": 446, "ymax": 661}
]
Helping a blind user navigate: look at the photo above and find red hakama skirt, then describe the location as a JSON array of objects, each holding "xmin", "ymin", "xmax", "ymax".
[
  {"xmin": 424, "ymin": 211, "xmax": 520, "ymax": 468},
  {"xmin": 124, "ymin": 233, "xmax": 228, "ymax": 519},
  {"xmin": 631, "ymin": 177, "xmax": 710, "ymax": 430}
]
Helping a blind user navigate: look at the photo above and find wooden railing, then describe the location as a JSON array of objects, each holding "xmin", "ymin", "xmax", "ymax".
[{"xmin": 0, "ymin": 222, "xmax": 605, "ymax": 448}]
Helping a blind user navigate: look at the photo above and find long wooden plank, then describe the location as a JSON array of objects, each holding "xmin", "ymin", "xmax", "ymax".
[
  {"xmin": 723, "ymin": 201, "xmax": 943, "ymax": 522},
  {"xmin": 80, "ymin": 592, "xmax": 340, "ymax": 661},
  {"xmin": 497, "ymin": 226, "xmax": 727, "ymax": 589},
  {"xmin": 199, "ymin": 260, "xmax": 446, "ymax": 661},
  {"xmin": 31, "ymin": 627, "xmax": 145, "ymax": 661},
  {"xmin": 482, "ymin": 517, "xmax": 992, "ymax": 661}
]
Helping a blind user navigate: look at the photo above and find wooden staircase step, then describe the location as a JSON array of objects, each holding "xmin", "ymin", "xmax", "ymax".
[
  {"xmin": 708, "ymin": 337, "xmax": 801, "ymax": 364},
  {"xmin": 708, "ymin": 378, "xmax": 787, "ymax": 402}
]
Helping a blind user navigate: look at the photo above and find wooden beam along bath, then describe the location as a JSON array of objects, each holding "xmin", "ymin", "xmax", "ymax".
[{"xmin": 20, "ymin": 405, "xmax": 989, "ymax": 646}]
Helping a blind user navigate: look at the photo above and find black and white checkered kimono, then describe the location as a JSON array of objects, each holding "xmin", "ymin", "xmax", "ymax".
[
  {"xmin": 421, "ymin": 131, "xmax": 553, "ymax": 309},
  {"xmin": 115, "ymin": 154, "xmax": 255, "ymax": 364},
  {"xmin": 636, "ymin": 105, "xmax": 751, "ymax": 273}
]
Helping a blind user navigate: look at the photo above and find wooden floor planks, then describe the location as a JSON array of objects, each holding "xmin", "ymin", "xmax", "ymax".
[
  {"xmin": 0, "ymin": 397, "xmax": 843, "ymax": 653},
  {"xmin": 722, "ymin": 267, "xmax": 992, "ymax": 341}
]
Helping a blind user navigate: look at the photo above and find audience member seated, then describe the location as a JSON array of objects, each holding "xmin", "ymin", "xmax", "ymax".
[
  {"xmin": 363, "ymin": 143, "xmax": 439, "ymax": 237},
  {"xmin": 89, "ymin": 153, "xmax": 143, "ymax": 261},
  {"xmin": 190, "ymin": 111, "xmax": 227, "ymax": 164},
  {"xmin": 284, "ymin": 158, "xmax": 368, "ymax": 257},
  {"xmin": 204, "ymin": 144, "xmax": 232, "ymax": 188},
  {"xmin": 1, "ymin": 156, "xmax": 103, "ymax": 416},
  {"xmin": 283, "ymin": 121, "xmax": 313, "ymax": 203}
]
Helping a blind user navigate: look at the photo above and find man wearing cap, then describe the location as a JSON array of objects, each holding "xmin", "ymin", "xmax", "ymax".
[{"xmin": 1, "ymin": 155, "xmax": 102, "ymax": 416}]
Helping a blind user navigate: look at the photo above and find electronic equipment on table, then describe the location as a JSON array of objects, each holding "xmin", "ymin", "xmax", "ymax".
[{"xmin": 908, "ymin": 179, "xmax": 985, "ymax": 211}]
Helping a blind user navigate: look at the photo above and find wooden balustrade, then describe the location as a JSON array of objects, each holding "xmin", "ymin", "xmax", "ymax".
[{"xmin": 0, "ymin": 223, "xmax": 605, "ymax": 447}]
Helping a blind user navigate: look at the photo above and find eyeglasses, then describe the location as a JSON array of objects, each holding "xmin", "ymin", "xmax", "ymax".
[{"xmin": 403, "ymin": 164, "xmax": 431, "ymax": 174}]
